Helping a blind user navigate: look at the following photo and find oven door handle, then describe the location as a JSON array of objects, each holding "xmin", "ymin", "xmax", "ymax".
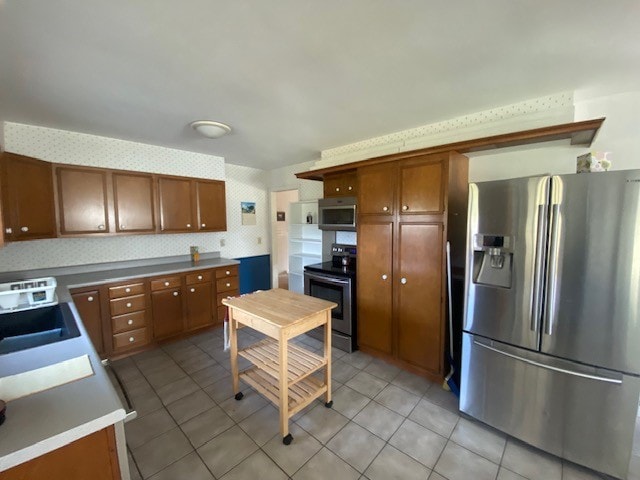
[{"xmin": 304, "ymin": 271, "xmax": 351, "ymax": 286}]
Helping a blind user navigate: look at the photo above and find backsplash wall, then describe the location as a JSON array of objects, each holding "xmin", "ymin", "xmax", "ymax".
[{"xmin": 0, "ymin": 123, "xmax": 270, "ymax": 272}]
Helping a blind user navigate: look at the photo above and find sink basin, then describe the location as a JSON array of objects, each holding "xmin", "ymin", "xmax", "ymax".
[{"xmin": 0, "ymin": 303, "xmax": 80, "ymax": 355}]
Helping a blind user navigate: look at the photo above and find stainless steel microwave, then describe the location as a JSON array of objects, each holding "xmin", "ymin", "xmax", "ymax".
[{"xmin": 318, "ymin": 197, "xmax": 356, "ymax": 231}]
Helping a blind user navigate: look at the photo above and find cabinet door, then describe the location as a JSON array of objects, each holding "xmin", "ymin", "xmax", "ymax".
[
  {"xmin": 151, "ymin": 288, "xmax": 185, "ymax": 339},
  {"xmin": 158, "ymin": 177, "xmax": 195, "ymax": 232},
  {"xmin": 396, "ymin": 222, "xmax": 444, "ymax": 374},
  {"xmin": 399, "ymin": 157, "xmax": 444, "ymax": 216},
  {"xmin": 323, "ymin": 172, "xmax": 357, "ymax": 198},
  {"xmin": 185, "ymin": 282, "xmax": 214, "ymax": 330},
  {"xmin": 71, "ymin": 291, "xmax": 105, "ymax": 355},
  {"xmin": 358, "ymin": 164, "xmax": 396, "ymax": 216},
  {"xmin": 1, "ymin": 153, "xmax": 56, "ymax": 240},
  {"xmin": 57, "ymin": 167, "xmax": 109, "ymax": 234},
  {"xmin": 113, "ymin": 172, "xmax": 156, "ymax": 233},
  {"xmin": 196, "ymin": 180, "xmax": 226, "ymax": 231},
  {"xmin": 357, "ymin": 221, "xmax": 394, "ymax": 354}
]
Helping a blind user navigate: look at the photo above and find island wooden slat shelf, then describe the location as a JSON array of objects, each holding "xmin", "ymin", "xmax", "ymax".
[{"xmin": 223, "ymin": 288, "xmax": 337, "ymax": 445}]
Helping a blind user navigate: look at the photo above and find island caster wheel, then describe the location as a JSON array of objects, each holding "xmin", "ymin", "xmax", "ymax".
[
  {"xmin": 234, "ymin": 392, "xmax": 244, "ymax": 401},
  {"xmin": 283, "ymin": 434, "xmax": 293, "ymax": 445},
  {"xmin": 325, "ymin": 400, "xmax": 333, "ymax": 408}
]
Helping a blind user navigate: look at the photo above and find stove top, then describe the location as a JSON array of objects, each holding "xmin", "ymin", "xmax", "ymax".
[{"xmin": 304, "ymin": 261, "xmax": 356, "ymax": 279}]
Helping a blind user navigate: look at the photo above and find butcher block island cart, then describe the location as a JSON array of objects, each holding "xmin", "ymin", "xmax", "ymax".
[{"xmin": 222, "ymin": 288, "xmax": 336, "ymax": 445}]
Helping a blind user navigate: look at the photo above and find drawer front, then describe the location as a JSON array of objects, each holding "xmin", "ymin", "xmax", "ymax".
[
  {"xmin": 215, "ymin": 266, "xmax": 238, "ymax": 279},
  {"xmin": 112, "ymin": 310, "xmax": 147, "ymax": 334},
  {"xmin": 108, "ymin": 282, "xmax": 145, "ymax": 299},
  {"xmin": 185, "ymin": 270, "xmax": 212, "ymax": 285},
  {"xmin": 216, "ymin": 276, "xmax": 239, "ymax": 293},
  {"xmin": 217, "ymin": 292, "xmax": 235, "ymax": 307},
  {"xmin": 113, "ymin": 327, "xmax": 148, "ymax": 351},
  {"xmin": 151, "ymin": 276, "xmax": 182, "ymax": 291},
  {"xmin": 110, "ymin": 294, "xmax": 146, "ymax": 316}
]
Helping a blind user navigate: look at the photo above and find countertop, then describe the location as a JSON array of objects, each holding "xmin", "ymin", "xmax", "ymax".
[{"xmin": 0, "ymin": 254, "xmax": 239, "ymax": 472}]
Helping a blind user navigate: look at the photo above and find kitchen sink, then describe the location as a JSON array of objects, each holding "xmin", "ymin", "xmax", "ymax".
[{"xmin": 0, "ymin": 303, "xmax": 81, "ymax": 355}]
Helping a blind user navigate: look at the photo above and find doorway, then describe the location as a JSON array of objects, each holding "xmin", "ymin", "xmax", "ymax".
[{"xmin": 270, "ymin": 189, "xmax": 299, "ymax": 289}]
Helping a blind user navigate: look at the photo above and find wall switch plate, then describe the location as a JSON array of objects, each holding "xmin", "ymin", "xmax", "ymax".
[{"xmin": 220, "ymin": 239, "xmax": 226, "ymax": 247}]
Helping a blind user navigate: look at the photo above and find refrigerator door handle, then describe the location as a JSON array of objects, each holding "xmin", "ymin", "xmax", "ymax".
[
  {"xmin": 473, "ymin": 340, "xmax": 623, "ymax": 384},
  {"xmin": 544, "ymin": 200, "xmax": 562, "ymax": 336},
  {"xmin": 530, "ymin": 203, "xmax": 548, "ymax": 332}
]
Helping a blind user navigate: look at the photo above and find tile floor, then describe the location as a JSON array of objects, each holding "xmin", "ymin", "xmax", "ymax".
[{"xmin": 112, "ymin": 327, "xmax": 640, "ymax": 480}]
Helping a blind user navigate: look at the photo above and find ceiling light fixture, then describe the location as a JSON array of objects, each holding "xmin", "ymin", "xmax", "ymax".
[{"xmin": 190, "ymin": 120, "xmax": 232, "ymax": 139}]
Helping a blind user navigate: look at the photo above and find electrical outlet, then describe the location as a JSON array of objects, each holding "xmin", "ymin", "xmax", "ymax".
[
  {"xmin": 257, "ymin": 237, "xmax": 262, "ymax": 244},
  {"xmin": 220, "ymin": 239, "xmax": 226, "ymax": 247}
]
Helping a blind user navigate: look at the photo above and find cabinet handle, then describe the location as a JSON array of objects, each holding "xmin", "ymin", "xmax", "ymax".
[
  {"xmin": 381, "ymin": 274, "xmax": 387, "ymax": 280},
  {"xmin": 348, "ymin": 186, "xmax": 353, "ymax": 191},
  {"xmin": 186, "ymin": 223, "xmax": 191, "ymax": 228},
  {"xmin": 173, "ymin": 291, "xmax": 179, "ymax": 296},
  {"xmin": 126, "ymin": 302, "xmax": 132, "ymax": 308},
  {"xmin": 164, "ymin": 281, "xmax": 170, "ymax": 286},
  {"xmin": 225, "ymin": 270, "xmax": 230, "ymax": 275},
  {"xmin": 400, "ymin": 277, "xmax": 407, "ymax": 285},
  {"xmin": 335, "ymin": 187, "xmax": 340, "ymax": 192},
  {"xmin": 201, "ymin": 223, "xmax": 206, "ymax": 227},
  {"xmin": 402, "ymin": 205, "xmax": 409, "ymax": 211},
  {"xmin": 5, "ymin": 228, "xmax": 12, "ymax": 234},
  {"xmin": 226, "ymin": 282, "xmax": 231, "ymax": 287},
  {"xmin": 382, "ymin": 206, "xmax": 389, "ymax": 212},
  {"xmin": 120, "ymin": 224, "xmax": 126, "ymax": 230},
  {"xmin": 125, "ymin": 287, "xmax": 131, "ymax": 293},
  {"xmin": 190, "ymin": 287, "xmax": 195, "ymax": 293},
  {"xmin": 129, "ymin": 337, "xmax": 135, "ymax": 343},
  {"xmin": 20, "ymin": 226, "xmax": 29, "ymax": 232},
  {"xmin": 127, "ymin": 319, "xmax": 133, "ymax": 325},
  {"xmin": 98, "ymin": 224, "xmax": 105, "ymax": 230},
  {"xmin": 87, "ymin": 296, "xmax": 94, "ymax": 302},
  {"xmin": 197, "ymin": 275, "xmax": 203, "ymax": 280}
]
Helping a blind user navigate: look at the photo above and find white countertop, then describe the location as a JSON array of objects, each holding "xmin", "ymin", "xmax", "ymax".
[{"xmin": 0, "ymin": 255, "xmax": 239, "ymax": 471}]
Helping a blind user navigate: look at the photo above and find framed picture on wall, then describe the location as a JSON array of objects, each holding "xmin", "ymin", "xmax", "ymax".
[
  {"xmin": 276, "ymin": 211, "xmax": 285, "ymax": 222},
  {"xmin": 241, "ymin": 202, "xmax": 256, "ymax": 225}
]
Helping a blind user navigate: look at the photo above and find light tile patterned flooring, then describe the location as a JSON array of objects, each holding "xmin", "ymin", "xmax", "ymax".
[{"xmin": 112, "ymin": 327, "xmax": 640, "ymax": 480}]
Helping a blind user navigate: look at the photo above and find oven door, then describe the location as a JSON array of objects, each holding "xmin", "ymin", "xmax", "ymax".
[{"xmin": 304, "ymin": 271, "xmax": 352, "ymax": 336}]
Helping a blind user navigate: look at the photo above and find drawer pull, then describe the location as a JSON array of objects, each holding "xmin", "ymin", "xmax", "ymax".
[
  {"xmin": 173, "ymin": 291, "xmax": 179, "ymax": 297},
  {"xmin": 129, "ymin": 337, "xmax": 134, "ymax": 343},
  {"xmin": 190, "ymin": 288, "xmax": 195, "ymax": 293},
  {"xmin": 87, "ymin": 296, "xmax": 94, "ymax": 302},
  {"xmin": 125, "ymin": 287, "xmax": 131, "ymax": 293},
  {"xmin": 402, "ymin": 205, "xmax": 409, "ymax": 211},
  {"xmin": 164, "ymin": 281, "xmax": 170, "ymax": 287},
  {"xmin": 126, "ymin": 302, "xmax": 132, "ymax": 308},
  {"xmin": 335, "ymin": 187, "xmax": 340, "ymax": 192},
  {"xmin": 348, "ymin": 186, "xmax": 353, "ymax": 191},
  {"xmin": 225, "ymin": 270, "xmax": 230, "ymax": 275},
  {"xmin": 98, "ymin": 224, "xmax": 105, "ymax": 230},
  {"xmin": 197, "ymin": 275, "xmax": 203, "ymax": 280},
  {"xmin": 201, "ymin": 223, "xmax": 206, "ymax": 227},
  {"xmin": 127, "ymin": 319, "xmax": 133, "ymax": 325},
  {"xmin": 120, "ymin": 224, "xmax": 126, "ymax": 230},
  {"xmin": 226, "ymin": 282, "xmax": 231, "ymax": 288},
  {"xmin": 186, "ymin": 223, "xmax": 191, "ymax": 228},
  {"xmin": 21, "ymin": 226, "xmax": 29, "ymax": 232},
  {"xmin": 382, "ymin": 206, "xmax": 389, "ymax": 212}
]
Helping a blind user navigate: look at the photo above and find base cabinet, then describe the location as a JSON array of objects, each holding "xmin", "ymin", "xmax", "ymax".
[
  {"xmin": 71, "ymin": 290, "xmax": 105, "ymax": 356},
  {"xmin": 151, "ymin": 276, "xmax": 185, "ymax": 340},
  {"xmin": 1, "ymin": 426, "xmax": 121, "ymax": 480}
]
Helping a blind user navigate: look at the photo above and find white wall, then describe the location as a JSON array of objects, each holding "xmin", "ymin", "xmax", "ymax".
[
  {"xmin": 269, "ymin": 160, "xmax": 323, "ymax": 201},
  {"xmin": 0, "ymin": 123, "xmax": 270, "ymax": 272},
  {"xmin": 469, "ymin": 91, "xmax": 640, "ymax": 182}
]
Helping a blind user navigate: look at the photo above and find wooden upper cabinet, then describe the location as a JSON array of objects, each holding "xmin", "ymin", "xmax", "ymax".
[
  {"xmin": 57, "ymin": 166, "xmax": 109, "ymax": 235},
  {"xmin": 196, "ymin": 180, "xmax": 226, "ymax": 231},
  {"xmin": 113, "ymin": 172, "xmax": 156, "ymax": 233},
  {"xmin": 323, "ymin": 171, "xmax": 357, "ymax": 198},
  {"xmin": 399, "ymin": 156, "xmax": 445, "ymax": 216},
  {"xmin": 1, "ymin": 153, "xmax": 56, "ymax": 241},
  {"xmin": 358, "ymin": 163, "xmax": 396, "ymax": 216},
  {"xmin": 158, "ymin": 177, "xmax": 195, "ymax": 232}
]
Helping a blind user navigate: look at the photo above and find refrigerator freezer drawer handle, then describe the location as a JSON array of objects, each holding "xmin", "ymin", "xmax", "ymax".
[{"xmin": 473, "ymin": 340, "xmax": 623, "ymax": 385}]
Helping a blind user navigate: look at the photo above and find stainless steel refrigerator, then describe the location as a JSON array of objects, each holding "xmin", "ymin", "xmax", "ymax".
[{"xmin": 461, "ymin": 170, "xmax": 640, "ymax": 479}]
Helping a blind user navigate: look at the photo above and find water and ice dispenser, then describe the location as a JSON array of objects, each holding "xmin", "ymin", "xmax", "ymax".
[{"xmin": 472, "ymin": 234, "xmax": 513, "ymax": 288}]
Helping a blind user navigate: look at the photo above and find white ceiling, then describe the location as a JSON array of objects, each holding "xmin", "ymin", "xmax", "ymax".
[{"xmin": 1, "ymin": 1, "xmax": 639, "ymax": 170}]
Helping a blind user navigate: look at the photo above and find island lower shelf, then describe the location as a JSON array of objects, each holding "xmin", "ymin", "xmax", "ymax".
[{"xmin": 239, "ymin": 366, "xmax": 327, "ymax": 416}]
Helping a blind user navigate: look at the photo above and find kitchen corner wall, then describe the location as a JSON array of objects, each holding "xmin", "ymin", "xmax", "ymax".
[
  {"xmin": 269, "ymin": 160, "xmax": 323, "ymax": 200},
  {"xmin": 0, "ymin": 123, "xmax": 269, "ymax": 272}
]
